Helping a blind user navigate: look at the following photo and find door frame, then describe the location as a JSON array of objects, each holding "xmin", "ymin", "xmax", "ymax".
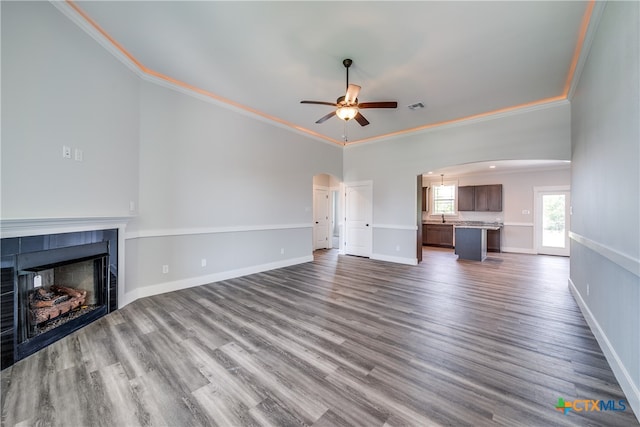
[
  {"xmin": 533, "ymin": 185, "xmax": 571, "ymax": 256},
  {"xmin": 329, "ymin": 185, "xmax": 341, "ymax": 250},
  {"xmin": 416, "ymin": 175, "xmax": 423, "ymax": 263}
]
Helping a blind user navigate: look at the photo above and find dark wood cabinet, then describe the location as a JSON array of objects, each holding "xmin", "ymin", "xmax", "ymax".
[
  {"xmin": 475, "ymin": 185, "xmax": 502, "ymax": 212},
  {"xmin": 474, "ymin": 186, "xmax": 489, "ymax": 211},
  {"xmin": 422, "ymin": 187, "xmax": 428, "ymax": 212},
  {"xmin": 424, "ymin": 224, "xmax": 454, "ymax": 248},
  {"xmin": 487, "ymin": 228, "xmax": 501, "ymax": 252},
  {"xmin": 458, "ymin": 184, "xmax": 502, "ymax": 211},
  {"xmin": 487, "ymin": 185, "xmax": 502, "ymax": 211},
  {"xmin": 458, "ymin": 186, "xmax": 475, "ymax": 211}
]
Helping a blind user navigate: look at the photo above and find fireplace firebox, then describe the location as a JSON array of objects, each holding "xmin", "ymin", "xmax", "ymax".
[
  {"xmin": 16, "ymin": 242, "xmax": 109, "ymax": 360},
  {"xmin": 1, "ymin": 229, "xmax": 118, "ymax": 369}
]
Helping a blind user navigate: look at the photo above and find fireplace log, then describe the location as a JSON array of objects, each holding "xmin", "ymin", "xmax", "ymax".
[
  {"xmin": 50, "ymin": 285, "xmax": 85, "ymax": 299},
  {"xmin": 29, "ymin": 286, "xmax": 87, "ymax": 325}
]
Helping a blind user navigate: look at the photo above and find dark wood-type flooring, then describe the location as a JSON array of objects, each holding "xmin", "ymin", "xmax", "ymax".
[{"xmin": 2, "ymin": 248, "xmax": 638, "ymax": 426}]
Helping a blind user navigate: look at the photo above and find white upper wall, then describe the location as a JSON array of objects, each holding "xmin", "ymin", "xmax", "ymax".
[
  {"xmin": 571, "ymin": 2, "xmax": 640, "ymax": 259},
  {"xmin": 1, "ymin": 1, "xmax": 342, "ymax": 230},
  {"xmin": 344, "ymin": 102, "xmax": 572, "ymax": 227},
  {"xmin": 1, "ymin": 2, "xmax": 140, "ymax": 219},
  {"xmin": 136, "ymin": 81, "xmax": 343, "ymax": 232}
]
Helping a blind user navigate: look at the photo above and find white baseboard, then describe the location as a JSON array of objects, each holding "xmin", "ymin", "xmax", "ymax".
[
  {"xmin": 568, "ymin": 278, "xmax": 640, "ymax": 422},
  {"xmin": 121, "ymin": 255, "xmax": 313, "ymax": 307},
  {"xmin": 501, "ymin": 247, "xmax": 537, "ymax": 254},
  {"xmin": 370, "ymin": 253, "xmax": 418, "ymax": 265}
]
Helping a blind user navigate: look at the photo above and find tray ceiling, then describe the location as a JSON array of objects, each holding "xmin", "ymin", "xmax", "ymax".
[{"xmin": 67, "ymin": 1, "xmax": 592, "ymax": 145}]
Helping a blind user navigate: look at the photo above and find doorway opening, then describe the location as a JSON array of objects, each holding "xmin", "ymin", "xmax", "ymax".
[{"xmin": 312, "ymin": 174, "xmax": 341, "ymax": 252}]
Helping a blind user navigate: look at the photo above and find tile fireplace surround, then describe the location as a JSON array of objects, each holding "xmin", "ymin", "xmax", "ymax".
[{"xmin": 0, "ymin": 217, "xmax": 129, "ymax": 369}]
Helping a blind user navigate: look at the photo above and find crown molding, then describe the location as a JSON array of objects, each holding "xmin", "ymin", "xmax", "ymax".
[
  {"xmin": 50, "ymin": 1, "xmax": 144, "ymax": 79},
  {"xmin": 566, "ymin": 1, "xmax": 607, "ymax": 100}
]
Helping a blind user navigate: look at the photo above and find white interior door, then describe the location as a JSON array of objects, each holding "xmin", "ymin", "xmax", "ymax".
[
  {"xmin": 345, "ymin": 182, "xmax": 372, "ymax": 257},
  {"xmin": 313, "ymin": 186, "xmax": 330, "ymax": 250},
  {"xmin": 535, "ymin": 188, "xmax": 571, "ymax": 256}
]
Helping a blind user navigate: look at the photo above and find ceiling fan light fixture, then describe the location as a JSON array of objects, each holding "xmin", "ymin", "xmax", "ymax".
[
  {"xmin": 336, "ymin": 106, "xmax": 358, "ymax": 121},
  {"xmin": 300, "ymin": 59, "xmax": 396, "ymax": 127}
]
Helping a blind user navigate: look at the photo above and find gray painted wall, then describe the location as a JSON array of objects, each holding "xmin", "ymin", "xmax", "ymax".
[{"xmin": 570, "ymin": 1, "xmax": 640, "ymax": 417}]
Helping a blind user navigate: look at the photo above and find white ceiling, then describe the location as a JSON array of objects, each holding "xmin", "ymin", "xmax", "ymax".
[{"xmin": 72, "ymin": 1, "xmax": 590, "ymax": 145}]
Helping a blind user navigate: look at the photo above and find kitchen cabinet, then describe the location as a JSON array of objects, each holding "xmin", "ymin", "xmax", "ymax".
[
  {"xmin": 422, "ymin": 187, "xmax": 428, "ymax": 212},
  {"xmin": 424, "ymin": 224, "xmax": 454, "ymax": 248},
  {"xmin": 458, "ymin": 186, "xmax": 475, "ymax": 211},
  {"xmin": 454, "ymin": 227, "xmax": 487, "ymax": 261},
  {"xmin": 454, "ymin": 225, "xmax": 500, "ymax": 261},
  {"xmin": 475, "ymin": 185, "xmax": 502, "ymax": 211},
  {"xmin": 487, "ymin": 228, "xmax": 501, "ymax": 252},
  {"xmin": 457, "ymin": 184, "xmax": 502, "ymax": 212}
]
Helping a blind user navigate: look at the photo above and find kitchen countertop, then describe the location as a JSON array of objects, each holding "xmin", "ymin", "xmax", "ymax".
[
  {"xmin": 422, "ymin": 220, "xmax": 503, "ymax": 228},
  {"xmin": 454, "ymin": 225, "xmax": 501, "ymax": 230}
]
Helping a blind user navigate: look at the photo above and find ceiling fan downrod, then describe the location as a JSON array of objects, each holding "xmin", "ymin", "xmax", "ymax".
[{"xmin": 343, "ymin": 58, "xmax": 352, "ymax": 90}]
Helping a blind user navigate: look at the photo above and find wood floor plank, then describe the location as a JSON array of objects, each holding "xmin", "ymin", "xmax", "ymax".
[{"xmin": 2, "ymin": 248, "xmax": 638, "ymax": 426}]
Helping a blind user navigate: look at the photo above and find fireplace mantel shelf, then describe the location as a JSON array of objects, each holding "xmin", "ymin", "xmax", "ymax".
[{"xmin": 0, "ymin": 216, "xmax": 133, "ymax": 238}]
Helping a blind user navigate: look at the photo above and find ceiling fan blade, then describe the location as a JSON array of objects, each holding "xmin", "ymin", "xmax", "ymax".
[
  {"xmin": 301, "ymin": 100, "xmax": 339, "ymax": 107},
  {"xmin": 354, "ymin": 112, "xmax": 370, "ymax": 127},
  {"xmin": 316, "ymin": 111, "xmax": 336, "ymax": 124},
  {"xmin": 345, "ymin": 84, "xmax": 361, "ymax": 105},
  {"xmin": 358, "ymin": 101, "xmax": 398, "ymax": 109}
]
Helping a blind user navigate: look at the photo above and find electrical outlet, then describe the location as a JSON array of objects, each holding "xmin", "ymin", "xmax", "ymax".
[
  {"xmin": 129, "ymin": 201, "xmax": 135, "ymax": 212},
  {"xmin": 280, "ymin": 248, "xmax": 285, "ymax": 255},
  {"xmin": 587, "ymin": 283, "xmax": 590, "ymax": 296},
  {"xmin": 201, "ymin": 258, "xmax": 207, "ymax": 267},
  {"xmin": 395, "ymin": 245, "xmax": 400, "ymax": 252},
  {"xmin": 162, "ymin": 265, "xmax": 169, "ymax": 274},
  {"xmin": 62, "ymin": 145, "xmax": 71, "ymax": 159}
]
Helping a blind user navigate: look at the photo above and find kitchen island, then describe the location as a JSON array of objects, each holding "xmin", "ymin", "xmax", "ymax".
[{"xmin": 454, "ymin": 225, "xmax": 501, "ymax": 261}]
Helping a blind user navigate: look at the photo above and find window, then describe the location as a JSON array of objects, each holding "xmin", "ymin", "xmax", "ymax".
[{"xmin": 432, "ymin": 183, "xmax": 456, "ymax": 215}]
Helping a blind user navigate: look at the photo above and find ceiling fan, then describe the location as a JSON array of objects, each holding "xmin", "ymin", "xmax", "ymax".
[{"xmin": 301, "ymin": 59, "xmax": 397, "ymax": 126}]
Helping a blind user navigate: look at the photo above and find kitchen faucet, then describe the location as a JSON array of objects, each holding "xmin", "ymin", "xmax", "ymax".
[{"xmin": 442, "ymin": 214, "xmax": 445, "ymax": 223}]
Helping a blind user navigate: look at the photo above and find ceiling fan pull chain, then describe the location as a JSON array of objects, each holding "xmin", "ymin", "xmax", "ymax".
[{"xmin": 343, "ymin": 121, "xmax": 348, "ymax": 144}]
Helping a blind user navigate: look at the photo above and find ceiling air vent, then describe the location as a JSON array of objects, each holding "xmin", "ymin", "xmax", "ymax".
[{"xmin": 407, "ymin": 102, "xmax": 425, "ymax": 110}]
